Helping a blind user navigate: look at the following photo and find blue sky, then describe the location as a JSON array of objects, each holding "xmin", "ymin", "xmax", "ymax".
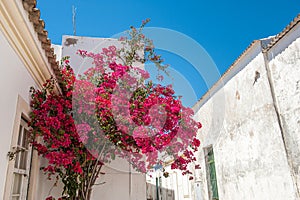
[{"xmin": 37, "ymin": 0, "xmax": 300, "ymax": 106}]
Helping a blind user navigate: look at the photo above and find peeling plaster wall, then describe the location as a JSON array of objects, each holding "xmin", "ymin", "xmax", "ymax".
[
  {"xmin": 194, "ymin": 40, "xmax": 298, "ymax": 199},
  {"xmin": 267, "ymin": 24, "xmax": 300, "ymax": 194}
]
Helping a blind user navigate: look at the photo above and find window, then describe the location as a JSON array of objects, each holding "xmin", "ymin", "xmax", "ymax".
[
  {"xmin": 4, "ymin": 96, "xmax": 37, "ymax": 200},
  {"xmin": 10, "ymin": 117, "xmax": 32, "ymax": 200},
  {"xmin": 205, "ymin": 147, "xmax": 219, "ymax": 200}
]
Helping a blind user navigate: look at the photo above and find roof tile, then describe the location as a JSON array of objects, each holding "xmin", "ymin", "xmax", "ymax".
[{"xmin": 21, "ymin": 0, "xmax": 62, "ymax": 88}]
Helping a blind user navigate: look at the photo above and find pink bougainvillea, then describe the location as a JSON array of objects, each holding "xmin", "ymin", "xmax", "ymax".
[{"xmin": 29, "ymin": 20, "xmax": 201, "ymax": 200}]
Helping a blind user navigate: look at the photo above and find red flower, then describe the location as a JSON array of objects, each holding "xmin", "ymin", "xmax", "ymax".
[
  {"xmin": 192, "ymin": 138, "xmax": 201, "ymax": 147},
  {"xmin": 74, "ymin": 162, "xmax": 83, "ymax": 174}
]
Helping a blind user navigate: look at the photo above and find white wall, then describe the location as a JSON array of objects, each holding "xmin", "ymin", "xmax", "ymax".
[
  {"xmin": 193, "ymin": 41, "xmax": 297, "ymax": 199},
  {"xmin": 149, "ymin": 168, "xmax": 194, "ymax": 200},
  {"xmin": 91, "ymin": 158, "xmax": 146, "ymax": 200},
  {"xmin": 42, "ymin": 35, "xmax": 147, "ymax": 200},
  {"xmin": 0, "ymin": 29, "xmax": 37, "ymax": 198},
  {"xmin": 52, "ymin": 44, "xmax": 62, "ymax": 62},
  {"xmin": 267, "ymin": 24, "xmax": 300, "ymax": 194}
]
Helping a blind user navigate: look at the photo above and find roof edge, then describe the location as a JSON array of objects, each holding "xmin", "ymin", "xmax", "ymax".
[
  {"xmin": 21, "ymin": 0, "xmax": 63, "ymax": 89},
  {"xmin": 193, "ymin": 40, "xmax": 260, "ymax": 111},
  {"xmin": 263, "ymin": 14, "xmax": 300, "ymax": 52},
  {"xmin": 193, "ymin": 13, "xmax": 300, "ymax": 112}
]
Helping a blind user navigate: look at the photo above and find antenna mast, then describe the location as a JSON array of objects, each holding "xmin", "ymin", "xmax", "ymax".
[{"xmin": 72, "ymin": 5, "xmax": 77, "ymax": 36}]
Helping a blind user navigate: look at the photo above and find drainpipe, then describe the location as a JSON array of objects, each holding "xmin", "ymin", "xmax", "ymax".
[
  {"xmin": 261, "ymin": 41, "xmax": 300, "ymax": 198},
  {"xmin": 156, "ymin": 177, "xmax": 160, "ymax": 200}
]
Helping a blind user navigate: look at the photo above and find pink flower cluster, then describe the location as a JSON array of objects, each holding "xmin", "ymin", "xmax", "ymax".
[
  {"xmin": 73, "ymin": 49, "xmax": 202, "ymax": 175},
  {"xmin": 29, "ymin": 45, "xmax": 202, "ymax": 199},
  {"xmin": 29, "ymin": 63, "xmax": 87, "ymax": 178}
]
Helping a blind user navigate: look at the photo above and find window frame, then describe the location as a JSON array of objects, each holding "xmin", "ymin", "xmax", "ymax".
[
  {"xmin": 11, "ymin": 117, "xmax": 32, "ymax": 200},
  {"xmin": 4, "ymin": 95, "xmax": 39, "ymax": 200},
  {"xmin": 204, "ymin": 145, "xmax": 219, "ymax": 200}
]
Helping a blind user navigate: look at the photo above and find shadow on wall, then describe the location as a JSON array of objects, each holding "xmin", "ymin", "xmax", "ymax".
[{"xmin": 146, "ymin": 183, "xmax": 175, "ymax": 200}]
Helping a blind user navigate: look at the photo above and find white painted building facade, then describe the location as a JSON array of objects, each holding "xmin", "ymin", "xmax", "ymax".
[
  {"xmin": 151, "ymin": 14, "xmax": 300, "ymax": 200},
  {"xmin": 58, "ymin": 35, "xmax": 147, "ymax": 200},
  {"xmin": 0, "ymin": 0, "xmax": 60, "ymax": 199},
  {"xmin": 0, "ymin": 1, "xmax": 146, "ymax": 199},
  {"xmin": 191, "ymin": 15, "xmax": 300, "ymax": 200}
]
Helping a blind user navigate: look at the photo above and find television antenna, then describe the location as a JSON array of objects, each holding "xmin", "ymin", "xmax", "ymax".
[{"xmin": 72, "ymin": 5, "xmax": 77, "ymax": 36}]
